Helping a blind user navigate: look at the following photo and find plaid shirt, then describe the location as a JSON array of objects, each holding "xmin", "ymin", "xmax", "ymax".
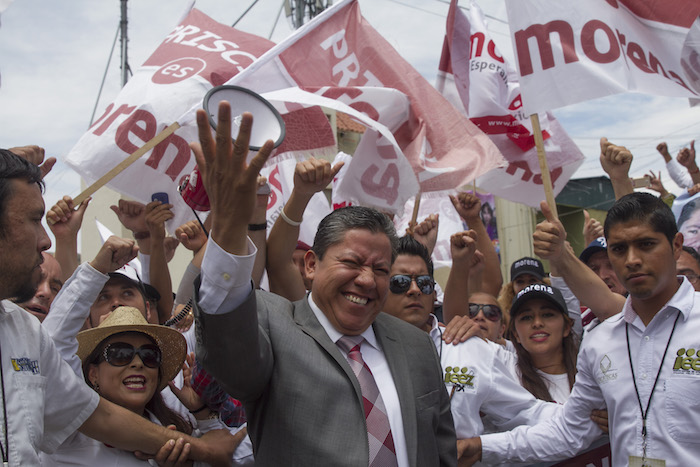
[{"xmin": 191, "ymin": 359, "xmax": 247, "ymax": 428}]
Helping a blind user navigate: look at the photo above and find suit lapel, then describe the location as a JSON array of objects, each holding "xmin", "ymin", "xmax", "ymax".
[
  {"xmin": 374, "ymin": 314, "xmax": 418, "ymax": 467},
  {"xmin": 292, "ymin": 298, "xmax": 364, "ymax": 400}
]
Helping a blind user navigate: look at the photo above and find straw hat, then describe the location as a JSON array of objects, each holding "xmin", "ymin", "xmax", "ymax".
[{"xmin": 77, "ymin": 306, "xmax": 186, "ymax": 391}]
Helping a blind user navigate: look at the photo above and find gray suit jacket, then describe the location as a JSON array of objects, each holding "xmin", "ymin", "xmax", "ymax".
[{"xmin": 194, "ymin": 286, "xmax": 457, "ymax": 466}]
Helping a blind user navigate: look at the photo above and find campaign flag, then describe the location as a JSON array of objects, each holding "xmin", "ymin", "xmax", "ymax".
[
  {"xmin": 504, "ymin": 0, "xmax": 700, "ymax": 115},
  {"xmin": 199, "ymin": 0, "xmax": 504, "ymax": 204},
  {"xmin": 64, "ymin": 8, "xmax": 275, "ymax": 229},
  {"xmin": 437, "ymin": 0, "xmax": 584, "ymax": 208},
  {"xmin": 260, "ymin": 86, "xmax": 420, "ymax": 213}
]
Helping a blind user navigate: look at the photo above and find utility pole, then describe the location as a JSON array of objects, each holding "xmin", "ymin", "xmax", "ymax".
[{"xmin": 120, "ymin": 0, "xmax": 129, "ymax": 87}]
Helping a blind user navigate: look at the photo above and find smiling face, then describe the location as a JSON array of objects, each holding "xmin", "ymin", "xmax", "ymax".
[
  {"xmin": 0, "ymin": 179, "xmax": 51, "ymax": 302},
  {"xmin": 513, "ymin": 298, "xmax": 570, "ymax": 361},
  {"xmin": 87, "ymin": 333, "xmax": 160, "ymax": 414},
  {"xmin": 606, "ymin": 220, "xmax": 682, "ymax": 317},
  {"xmin": 383, "ymin": 254, "xmax": 434, "ymax": 332},
  {"xmin": 305, "ymin": 228, "xmax": 392, "ymax": 335},
  {"xmin": 17, "ymin": 252, "xmax": 63, "ymax": 322}
]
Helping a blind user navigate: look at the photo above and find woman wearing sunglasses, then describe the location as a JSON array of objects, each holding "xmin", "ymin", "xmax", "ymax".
[
  {"xmin": 42, "ymin": 306, "xmax": 223, "ymax": 466},
  {"xmin": 505, "ymin": 284, "xmax": 579, "ymax": 404}
]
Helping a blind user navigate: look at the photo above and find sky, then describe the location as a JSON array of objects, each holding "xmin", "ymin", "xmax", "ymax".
[{"xmin": 1, "ymin": 0, "xmax": 699, "ymax": 216}]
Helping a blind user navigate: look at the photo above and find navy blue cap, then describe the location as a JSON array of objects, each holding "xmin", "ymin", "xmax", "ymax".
[{"xmin": 579, "ymin": 236, "xmax": 607, "ymax": 265}]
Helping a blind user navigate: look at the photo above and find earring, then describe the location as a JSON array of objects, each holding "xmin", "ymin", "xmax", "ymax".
[{"xmin": 92, "ymin": 381, "xmax": 100, "ymax": 393}]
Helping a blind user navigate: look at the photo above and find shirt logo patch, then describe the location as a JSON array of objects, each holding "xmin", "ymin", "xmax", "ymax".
[
  {"xmin": 673, "ymin": 347, "xmax": 700, "ymax": 374},
  {"xmin": 444, "ymin": 365, "xmax": 476, "ymax": 393},
  {"xmin": 11, "ymin": 357, "xmax": 40, "ymax": 374},
  {"xmin": 597, "ymin": 355, "xmax": 618, "ymax": 384}
]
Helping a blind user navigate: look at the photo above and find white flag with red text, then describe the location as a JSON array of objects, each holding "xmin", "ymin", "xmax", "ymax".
[
  {"xmin": 182, "ymin": 0, "xmax": 503, "ymax": 213},
  {"xmin": 436, "ymin": 0, "xmax": 584, "ymax": 208},
  {"xmin": 505, "ymin": 0, "xmax": 700, "ymax": 115},
  {"xmin": 64, "ymin": 8, "xmax": 275, "ymax": 229}
]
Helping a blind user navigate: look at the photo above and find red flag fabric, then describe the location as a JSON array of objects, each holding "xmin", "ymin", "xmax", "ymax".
[
  {"xmin": 504, "ymin": 0, "xmax": 700, "ymax": 115},
  {"xmin": 436, "ymin": 0, "xmax": 584, "ymax": 208}
]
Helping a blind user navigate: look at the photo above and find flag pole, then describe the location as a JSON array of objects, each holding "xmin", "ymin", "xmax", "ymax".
[
  {"xmin": 68, "ymin": 121, "xmax": 181, "ymax": 208},
  {"xmin": 530, "ymin": 113, "xmax": 558, "ymax": 218},
  {"xmin": 409, "ymin": 190, "xmax": 422, "ymax": 231}
]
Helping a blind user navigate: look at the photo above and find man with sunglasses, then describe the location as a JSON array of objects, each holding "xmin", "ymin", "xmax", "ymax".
[{"xmin": 382, "ymin": 234, "xmax": 560, "ymax": 442}]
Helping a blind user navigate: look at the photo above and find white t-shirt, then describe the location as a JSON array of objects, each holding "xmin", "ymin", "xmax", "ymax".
[
  {"xmin": 429, "ymin": 317, "xmax": 560, "ymax": 438},
  {"xmin": 0, "ymin": 300, "xmax": 99, "ymax": 465},
  {"xmin": 536, "ymin": 371, "xmax": 570, "ymax": 404}
]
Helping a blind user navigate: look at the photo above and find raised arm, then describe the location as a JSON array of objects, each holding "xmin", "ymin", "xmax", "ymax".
[
  {"xmin": 450, "ymin": 192, "xmax": 503, "ymax": 296},
  {"xmin": 407, "ymin": 213, "xmax": 439, "ymax": 256},
  {"xmin": 111, "ymin": 199, "xmax": 152, "ymax": 255},
  {"xmin": 267, "ymin": 157, "xmax": 343, "ymax": 300},
  {"xmin": 46, "ymin": 195, "xmax": 91, "ymax": 282},
  {"xmin": 677, "ymin": 140, "xmax": 700, "ymax": 185},
  {"xmin": 533, "ymin": 202, "xmax": 624, "ymax": 320},
  {"xmin": 144, "ymin": 200, "xmax": 175, "ymax": 324},
  {"xmin": 249, "ymin": 176, "xmax": 271, "ymax": 289},
  {"xmin": 599, "ymin": 137, "xmax": 633, "ymax": 200},
  {"xmin": 442, "ymin": 229, "xmax": 478, "ymax": 324},
  {"xmin": 43, "ymin": 236, "xmax": 139, "ymax": 374}
]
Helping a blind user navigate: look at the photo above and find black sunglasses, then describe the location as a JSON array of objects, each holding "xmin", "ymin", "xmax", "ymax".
[
  {"xmin": 389, "ymin": 274, "xmax": 435, "ymax": 295},
  {"xmin": 468, "ymin": 303, "xmax": 502, "ymax": 322},
  {"xmin": 97, "ymin": 342, "xmax": 162, "ymax": 369}
]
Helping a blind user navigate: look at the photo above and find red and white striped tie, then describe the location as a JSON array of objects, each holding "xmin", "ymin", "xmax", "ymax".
[{"xmin": 337, "ymin": 335, "xmax": 398, "ymax": 467}]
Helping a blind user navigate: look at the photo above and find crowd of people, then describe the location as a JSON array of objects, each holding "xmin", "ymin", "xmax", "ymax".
[{"xmin": 1, "ymin": 102, "xmax": 700, "ymax": 466}]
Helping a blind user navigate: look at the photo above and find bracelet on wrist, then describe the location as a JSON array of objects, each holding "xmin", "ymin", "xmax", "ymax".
[
  {"xmin": 189, "ymin": 404, "xmax": 208, "ymax": 414},
  {"xmin": 280, "ymin": 210, "xmax": 302, "ymax": 227},
  {"xmin": 248, "ymin": 223, "xmax": 267, "ymax": 231}
]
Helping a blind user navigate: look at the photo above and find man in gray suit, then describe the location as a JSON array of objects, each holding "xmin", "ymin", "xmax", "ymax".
[{"xmin": 191, "ymin": 102, "xmax": 457, "ymax": 466}]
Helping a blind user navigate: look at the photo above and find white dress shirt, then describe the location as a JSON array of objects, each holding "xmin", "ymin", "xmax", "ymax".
[
  {"xmin": 481, "ymin": 278, "xmax": 700, "ymax": 465},
  {"xmin": 0, "ymin": 301, "xmax": 99, "ymax": 465}
]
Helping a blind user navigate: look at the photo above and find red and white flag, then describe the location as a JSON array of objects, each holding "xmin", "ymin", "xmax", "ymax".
[
  {"xmin": 64, "ymin": 8, "xmax": 275, "ymax": 228},
  {"xmin": 191, "ymin": 0, "xmax": 503, "ymax": 212},
  {"xmin": 505, "ymin": 0, "xmax": 700, "ymax": 115},
  {"xmin": 437, "ymin": 0, "xmax": 583, "ymax": 208}
]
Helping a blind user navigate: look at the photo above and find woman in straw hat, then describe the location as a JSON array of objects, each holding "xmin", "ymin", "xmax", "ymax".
[{"xmin": 41, "ymin": 306, "xmax": 224, "ymax": 466}]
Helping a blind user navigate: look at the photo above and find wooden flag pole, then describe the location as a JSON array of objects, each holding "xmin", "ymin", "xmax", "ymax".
[
  {"xmin": 70, "ymin": 121, "xmax": 181, "ymax": 207},
  {"xmin": 409, "ymin": 191, "xmax": 423, "ymax": 231},
  {"xmin": 530, "ymin": 113, "xmax": 558, "ymax": 218}
]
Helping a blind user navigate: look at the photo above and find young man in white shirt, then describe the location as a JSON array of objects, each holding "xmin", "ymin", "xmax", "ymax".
[{"xmin": 461, "ymin": 193, "xmax": 700, "ymax": 466}]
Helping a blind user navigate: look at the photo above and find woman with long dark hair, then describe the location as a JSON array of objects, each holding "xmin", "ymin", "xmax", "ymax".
[{"xmin": 506, "ymin": 284, "xmax": 578, "ymax": 403}]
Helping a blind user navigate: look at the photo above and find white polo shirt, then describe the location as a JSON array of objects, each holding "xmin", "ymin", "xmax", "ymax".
[
  {"xmin": 481, "ymin": 278, "xmax": 700, "ymax": 465},
  {"xmin": 428, "ymin": 316, "xmax": 560, "ymax": 438},
  {"xmin": 0, "ymin": 300, "xmax": 99, "ymax": 465}
]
